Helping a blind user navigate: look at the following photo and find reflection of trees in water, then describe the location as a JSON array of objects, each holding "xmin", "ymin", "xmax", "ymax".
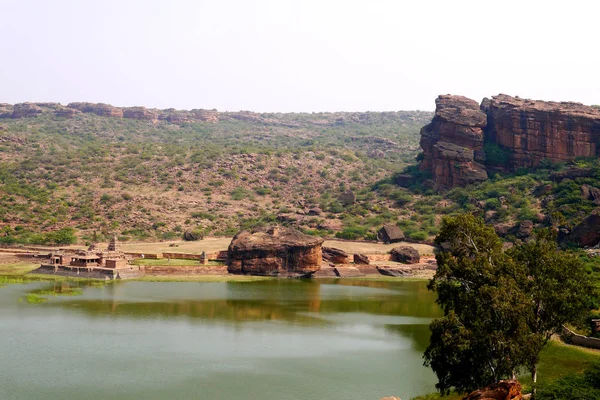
[{"xmin": 36, "ymin": 279, "xmax": 440, "ymax": 324}]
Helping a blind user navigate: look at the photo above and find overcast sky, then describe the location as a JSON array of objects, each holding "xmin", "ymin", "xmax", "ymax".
[{"xmin": 2, "ymin": 0, "xmax": 599, "ymax": 112}]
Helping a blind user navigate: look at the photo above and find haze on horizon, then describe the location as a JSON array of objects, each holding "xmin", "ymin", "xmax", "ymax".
[{"xmin": 2, "ymin": 0, "xmax": 599, "ymax": 113}]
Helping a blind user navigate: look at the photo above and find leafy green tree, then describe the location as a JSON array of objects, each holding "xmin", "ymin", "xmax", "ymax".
[
  {"xmin": 425, "ymin": 214, "xmax": 529, "ymax": 394},
  {"xmin": 425, "ymin": 215, "xmax": 595, "ymax": 396},
  {"xmin": 508, "ymin": 229, "xmax": 594, "ymax": 389}
]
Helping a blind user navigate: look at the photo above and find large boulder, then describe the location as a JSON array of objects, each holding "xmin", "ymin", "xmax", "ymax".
[
  {"xmin": 353, "ymin": 253, "xmax": 370, "ymax": 265},
  {"xmin": 337, "ymin": 190, "xmax": 356, "ymax": 206},
  {"xmin": 227, "ymin": 226, "xmax": 323, "ymax": 276},
  {"xmin": 462, "ymin": 379, "xmax": 522, "ymax": 400},
  {"xmin": 322, "ymin": 247, "xmax": 349, "ymax": 264},
  {"xmin": 390, "ymin": 246, "xmax": 420, "ymax": 264},
  {"xmin": 377, "ymin": 224, "xmax": 405, "ymax": 243},
  {"xmin": 562, "ymin": 211, "xmax": 600, "ymax": 247}
]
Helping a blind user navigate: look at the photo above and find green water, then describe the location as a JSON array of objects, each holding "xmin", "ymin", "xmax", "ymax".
[{"xmin": 0, "ymin": 279, "xmax": 441, "ymax": 400}]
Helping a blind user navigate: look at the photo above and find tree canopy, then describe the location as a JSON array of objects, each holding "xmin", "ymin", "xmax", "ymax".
[{"xmin": 424, "ymin": 213, "xmax": 595, "ymax": 395}]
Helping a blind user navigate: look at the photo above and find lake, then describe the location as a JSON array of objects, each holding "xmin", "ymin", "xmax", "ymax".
[{"xmin": 0, "ymin": 279, "xmax": 441, "ymax": 400}]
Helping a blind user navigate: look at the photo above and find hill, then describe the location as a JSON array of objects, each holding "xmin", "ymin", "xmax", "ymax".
[{"xmin": 0, "ymin": 102, "xmax": 431, "ymax": 244}]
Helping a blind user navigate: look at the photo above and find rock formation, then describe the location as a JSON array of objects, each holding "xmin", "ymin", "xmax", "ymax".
[
  {"xmin": 462, "ymin": 379, "xmax": 522, "ymax": 400},
  {"xmin": 11, "ymin": 103, "xmax": 42, "ymax": 118},
  {"xmin": 483, "ymin": 94, "xmax": 600, "ymax": 170},
  {"xmin": 227, "ymin": 226, "xmax": 323, "ymax": 277},
  {"xmin": 122, "ymin": 106, "xmax": 158, "ymax": 121},
  {"xmin": 390, "ymin": 246, "xmax": 420, "ymax": 264},
  {"xmin": 420, "ymin": 94, "xmax": 600, "ymax": 188},
  {"xmin": 67, "ymin": 102, "xmax": 124, "ymax": 118},
  {"xmin": 419, "ymin": 95, "xmax": 488, "ymax": 188},
  {"xmin": 322, "ymin": 247, "xmax": 350, "ymax": 264},
  {"xmin": 353, "ymin": 253, "xmax": 370, "ymax": 264},
  {"xmin": 561, "ymin": 210, "xmax": 600, "ymax": 247}
]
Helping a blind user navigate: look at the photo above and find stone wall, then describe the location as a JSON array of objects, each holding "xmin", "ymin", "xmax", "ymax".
[{"xmin": 562, "ymin": 326, "xmax": 600, "ymax": 350}]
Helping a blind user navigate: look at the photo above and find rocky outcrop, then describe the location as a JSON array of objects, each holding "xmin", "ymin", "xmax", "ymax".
[
  {"xmin": 54, "ymin": 107, "xmax": 80, "ymax": 118},
  {"xmin": 337, "ymin": 190, "xmax": 356, "ymax": 206},
  {"xmin": 122, "ymin": 106, "xmax": 158, "ymax": 121},
  {"xmin": 419, "ymin": 95, "xmax": 488, "ymax": 188},
  {"xmin": 561, "ymin": 211, "xmax": 600, "ymax": 247},
  {"xmin": 67, "ymin": 102, "xmax": 124, "ymax": 117},
  {"xmin": 322, "ymin": 247, "xmax": 349, "ymax": 264},
  {"xmin": 11, "ymin": 103, "xmax": 42, "ymax": 118},
  {"xmin": 420, "ymin": 94, "xmax": 600, "ymax": 188},
  {"xmin": 227, "ymin": 226, "xmax": 323, "ymax": 277},
  {"xmin": 390, "ymin": 246, "xmax": 420, "ymax": 264},
  {"xmin": 462, "ymin": 379, "xmax": 522, "ymax": 400},
  {"xmin": 377, "ymin": 224, "xmax": 405, "ymax": 243},
  {"xmin": 483, "ymin": 94, "xmax": 600, "ymax": 170},
  {"xmin": 353, "ymin": 253, "xmax": 370, "ymax": 264}
]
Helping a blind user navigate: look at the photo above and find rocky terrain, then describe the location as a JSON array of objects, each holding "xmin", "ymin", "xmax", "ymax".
[
  {"xmin": 0, "ymin": 101, "xmax": 430, "ymax": 244},
  {"xmin": 420, "ymin": 94, "xmax": 600, "ymax": 189}
]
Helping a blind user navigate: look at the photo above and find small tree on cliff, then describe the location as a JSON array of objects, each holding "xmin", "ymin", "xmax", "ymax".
[{"xmin": 424, "ymin": 214, "xmax": 594, "ymax": 395}]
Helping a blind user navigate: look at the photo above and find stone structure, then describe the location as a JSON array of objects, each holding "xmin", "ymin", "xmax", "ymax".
[
  {"xmin": 34, "ymin": 235, "xmax": 140, "ymax": 279},
  {"xmin": 227, "ymin": 226, "xmax": 324, "ymax": 277},
  {"xmin": 377, "ymin": 224, "xmax": 405, "ymax": 243},
  {"xmin": 462, "ymin": 380, "xmax": 522, "ymax": 400},
  {"xmin": 420, "ymin": 94, "xmax": 600, "ymax": 188}
]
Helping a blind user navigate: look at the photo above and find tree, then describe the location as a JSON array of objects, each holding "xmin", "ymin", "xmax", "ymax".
[
  {"xmin": 424, "ymin": 214, "xmax": 595, "ymax": 396},
  {"xmin": 424, "ymin": 214, "xmax": 529, "ymax": 394},
  {"xmin": 508, "ymin": 229, "xmax": 594, "ymax": 391}
]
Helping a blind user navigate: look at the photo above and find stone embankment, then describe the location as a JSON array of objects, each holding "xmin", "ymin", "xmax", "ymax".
[{"xmin": 419, "ymin": 94, "xmax": 600, "ymax": 189}]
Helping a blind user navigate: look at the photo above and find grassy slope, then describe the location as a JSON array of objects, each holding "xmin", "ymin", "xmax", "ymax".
[{"xmin": 0, "ymin": 108, "xmax": 431, "ymax": 244}]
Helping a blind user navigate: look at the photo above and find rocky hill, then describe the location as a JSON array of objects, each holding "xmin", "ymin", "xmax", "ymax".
[
  {"xmin": 0, "ymin": 101, "xmax": 431, "ymax": 244},
  {"xmin": 419, "ymin": 94, "xmax": 600, "ymax": 188}
]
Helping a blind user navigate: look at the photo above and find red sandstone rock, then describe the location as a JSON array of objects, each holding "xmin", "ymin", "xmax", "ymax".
[
  {"xmin": 483, "ymin": 94, "xmax": 600, "ymax": 170},
  {"xmin": 227, "ymin": 226, "xmax": 323, "ymax": 276},
  {"xmin": 419, "ymin": 95, "xmax": 488, "ymax": 188},
  {"xmin": 322, "ymin": 247, "xmax": 350, "ymax": 264},
  {"xmin": 390, "ymin": 246, "xmax": 420, "ymax": 264},
  {"xmin": 54, "ymin": 107, "xmax": 80, "ymax": 118},
  {"xmin": 353, "ymin": 253, "xmax": 370, "ymax": 264},
  {"xmin": 462, "ymin": 379, "xmax": 522, "ymax": 400},
  {"xmin": 562, "ymin": 210, "xmax": 600, "ymax": 247}
]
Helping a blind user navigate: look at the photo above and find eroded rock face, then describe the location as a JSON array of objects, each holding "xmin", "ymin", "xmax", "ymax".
[
  {"xmin": 122, "ymin": 106, "xmax": 158, "ymax": 121},
  {"xmin": 419, "ymin": 95, "xmax": 488, "ymax": 188},
  {"xmin": 484, "ymin": 94, "xmax": 600, "ymax": 170},
  {"xmin": 67, "ymin": 102, "xmax": 124, "ymax": 117},
  {"xmin": 462, "ymin": 379, "xmax": 522, "ymax": 400},
  {"xmin": 11, "ymin": 103, "xmax": 42, "ymax": 118},
  {"xmin": 419, "ymin": 94, "xmax": 600, "ymax": 188},
  {"xmin": 227, "ymin": 226, "xmax": 323, "ymax": 276}
]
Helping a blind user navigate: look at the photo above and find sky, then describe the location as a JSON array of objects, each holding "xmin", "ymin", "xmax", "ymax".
[{"xmin": 1, "ymin": 0, "xmax": 599, "ymax": 112}]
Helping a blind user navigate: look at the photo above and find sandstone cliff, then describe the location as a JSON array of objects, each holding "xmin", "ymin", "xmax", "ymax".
[
  {"xmin": 419, "ymin": 95, "xmax": 488, "ymax": 188},
  {"xmin": 420, "ymin": 94, "xmax": 600, "ymax": 188}
]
